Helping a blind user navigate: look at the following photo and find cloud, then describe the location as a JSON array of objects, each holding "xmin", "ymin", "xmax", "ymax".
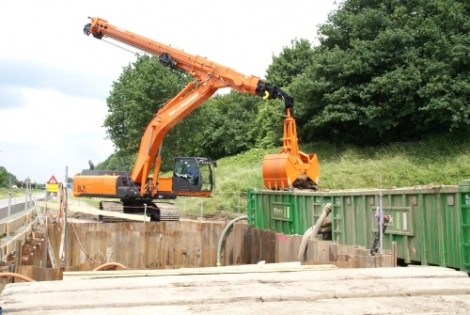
[
  {"xmin": 0, "ymin": 86, "xmax": 26, "ymax": 109},
  {"xmin": 0, "ymin": 58, "xmax": 115, "ymax": 109},
  {"xmin": 0, "ymin": 88, "xmax": 114, "ymax": 183}
]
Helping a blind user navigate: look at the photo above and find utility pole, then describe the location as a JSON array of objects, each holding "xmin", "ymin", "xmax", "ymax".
[{"xmin": 60, "ymin": 166, "xmax": 69, "ymax": 269}]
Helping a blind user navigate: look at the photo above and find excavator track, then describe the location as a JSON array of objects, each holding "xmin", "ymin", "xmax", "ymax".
[
  {"xmin": 99, "ymin": 201, "xmax": 180, "ymax": 222},
  {"xmin": 156, "ymin": 203, "xmax": 180, "ymax": 221}
]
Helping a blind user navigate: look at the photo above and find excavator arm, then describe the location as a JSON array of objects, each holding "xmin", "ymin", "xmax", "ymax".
[{"xmin": 131, "ymin": 81, "xmax": 216, "ymax": 197}]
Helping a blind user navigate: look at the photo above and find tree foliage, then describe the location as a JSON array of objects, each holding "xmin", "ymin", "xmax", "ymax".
[
  {"xmin": 0, "ymin": 166, "xmax": 8, "ymax": 188},
  {"xmin": 0, "ymin": 166, "xmax": 19, "ymax": 188},
  {"xmin": 266, "ymin": 38, "xmax": 315, "ymax": 88},
  {"xmin": 264, "ymin": 39, "xmax": 317, "ymax": 144},
  {"xmin": 103, "ymin": 55, "xmax": 200, "ymax": 171},
  {"xmin": 198, "ymin": 92, "xmax": 262, "ymax": 159},
  {"xmin": 291, "ymin": 0, "xmax": 470, "ymax": 144}
]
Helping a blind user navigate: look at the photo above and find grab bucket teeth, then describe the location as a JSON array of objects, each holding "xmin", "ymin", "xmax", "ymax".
[{"xmin": 262, "ymin": 153, "xmax": 301, "ymax": 190}]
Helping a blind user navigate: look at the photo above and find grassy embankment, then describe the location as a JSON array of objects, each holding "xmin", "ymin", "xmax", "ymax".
[
  {"xmin": 3, "ymin": 134, "xmax": 469, "ymax": 217},
  {"xmin": 178, "ymin": 133, "xmax": 470, "ymax": 216}
]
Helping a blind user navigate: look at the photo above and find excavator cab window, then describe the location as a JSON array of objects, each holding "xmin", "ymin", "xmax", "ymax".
[
  {"xmin": 174, "ymin": 158, "xmax": 198, "ymax": 183},
  {"xmin": 172, "ymin": 157, "xmax": 215, "ymax": 192}
]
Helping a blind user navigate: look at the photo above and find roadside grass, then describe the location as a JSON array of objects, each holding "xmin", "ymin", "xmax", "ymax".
[{"xmin": 0, "ymin": 189, "xmax": 44, "ymax": 200}]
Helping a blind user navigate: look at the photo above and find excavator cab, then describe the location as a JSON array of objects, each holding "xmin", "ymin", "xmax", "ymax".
[{"xmin": 172, "ymin": 157, "xmax": 216, "ymax": 194}]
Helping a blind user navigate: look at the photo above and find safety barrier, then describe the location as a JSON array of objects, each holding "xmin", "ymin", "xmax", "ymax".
[{"xmin": 0, "ymin": 204, "xmax": 38, "ymax": 262}]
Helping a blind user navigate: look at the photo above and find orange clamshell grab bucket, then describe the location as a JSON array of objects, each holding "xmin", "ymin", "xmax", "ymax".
[
  {"xmin": 261, "ymin": 109, "xmax": 320, "ymax": 190},
  {"xmin": 262, "ymin": 152, "xmax": 320, "ymax": 190}
]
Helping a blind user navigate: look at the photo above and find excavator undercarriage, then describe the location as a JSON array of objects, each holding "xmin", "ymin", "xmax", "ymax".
[{"xmin": 98, "ymin": 201, "xmax": 179, "ymax": 222}]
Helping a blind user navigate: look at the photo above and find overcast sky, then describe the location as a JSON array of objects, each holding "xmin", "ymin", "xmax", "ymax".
[{"xmin": 0, "ymin": 0, "xmax": 338, "ymax": 184}]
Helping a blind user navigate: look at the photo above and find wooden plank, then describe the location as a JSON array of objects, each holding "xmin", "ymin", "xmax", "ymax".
[
  {"xmin": 262, "ymin": 229, "xmax": 276, "ymax": 263},
  {"xmin": 132, "ymin": 228, "xmax": 145, "ymax": 269},
  {"xmin": 18, "ymin": 265, "xmax": 62, "ymax": 281},
  {"xmin": 202, "ymin": 222, "xmax": 211, "ymax": 267},
  {"xmin": 38, "ymin": 201, "xmax": 150, "ymax": 222},
  {"xmin": 274, "ymin": 233, "xmax": 284, "ymax": 263},
  {"xmin": 145, "ymin": 230, "xmax": 161, "ymax": 268},
  {"xmin": 16, "ymin": 265, "xmax": 33, "ymax": 282},
  {"xmin": 392, "ymin": 241, "xmax": 397, "ymax": 267},
  {"xmin": 302, "ymin": 260, "xmax": 357, "ymax": 268},
  {"xmin": 171, "ymin": 231, "xmax": 183, "ymax": 268},
  {"xmin": 250, "ymin": 227, "xmax": 261, "ymax": 263},
  {"xmin": 69, "ymin": 223, "xmax": 81, "ymax": 267},
  {"xmin": 233, "ymin": 223, "xmax": 248, "ymax": 265},
  {"xmin": 85, "ymin": 231, "xmax": 108, "ymax": 265},
  {"xmin": 242, "ymin": 225, "xmax": 252, "ymax": 264},
  {"xmin": 290, "ymin": 235, "xmax": 302, "ymax": 262},
  {"xmin": 63, "ymin": 262, "xmax": 338, "ymax": 280},
  {"xmin": 162, "ymin": 230, "xmax": 175, "ymax": 267},
  {"xmin": 31, "ymin": 239, "xmax": 45, "ymax": 267},
  {"xmin": 309, "ymin": 239, "xmax": 332, "ymax": 262},
  {"xmin": 220, "ymin": 221, "xmax": 234, "ymax": 266},
  {"xmin": 206, "ymin": 222, "xmax": 224, "ymax": 267}
]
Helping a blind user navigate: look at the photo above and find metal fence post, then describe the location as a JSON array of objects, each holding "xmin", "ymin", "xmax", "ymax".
[
  {"xmin": 7, "ymin": 174, "xmax": 11, "ymax": 241},
  {"xmin": 200, "ymin": 199, "xmax": 203, "ymax": 220},
  {"xmin": 379, "ymin": 174, "xmax": 383, "ymax": 255},
  {"xmin": 237, "ymin": 191, "xmax": 241, "ymax": 215}
]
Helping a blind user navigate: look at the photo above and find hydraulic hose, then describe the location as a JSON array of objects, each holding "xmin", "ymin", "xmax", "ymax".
[
  {"xmin": 92, "ymin": 262, "xmax": 127, "ymax": 271},
  {"xmin": 298, "ymin": 203, "xmax": 332, "ymax": 262},
  {"xmin": 0, "ymin": 272, "xmax": 36, "ymax": 282},
  {"xmin": 216, "ymin": 215, "xmax": 248, "ymax": 266}
]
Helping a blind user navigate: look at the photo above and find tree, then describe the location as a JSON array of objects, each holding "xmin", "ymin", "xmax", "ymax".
[
  {"xmin": 104, "ymin": 54, "xmax": 202, "ymax": 171},
  {"xmin": 199, "ymin": 92, "xmax": 262, "ymax": 159},
  {"xmin": 291, "ymin": 0, "xmax": 470, "ymax": 144},
  {"xmin": 0, "ymin": 167, "xmax": 17, "ymax": 188},
  {"xmin": 252, "ymin": 101, "xmax": 285, "ymax": 148},
  {"xmin": 265, "ymin": 39, "xmax": 315, "ymax": 88},
  {"xmin": 263, "ymin": 39, "xmax": 317, "ymax": 145},
  {"xmin": 0, "ymin": 166, "xmax": 8, "ymax": 188}
]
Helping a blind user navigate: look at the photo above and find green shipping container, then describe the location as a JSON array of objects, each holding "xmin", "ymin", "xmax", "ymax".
[{"xmin": 247, "ymin": 180, "xmax": 470, "ymax": 272}]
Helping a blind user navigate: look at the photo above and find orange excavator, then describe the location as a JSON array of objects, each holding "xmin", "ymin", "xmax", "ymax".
[{"xmin": 73, "ymin": 17, "xmax": 319, "ymax": 221}]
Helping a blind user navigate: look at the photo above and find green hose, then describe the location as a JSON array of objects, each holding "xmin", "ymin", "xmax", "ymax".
[{"xmin": 216, "ymin": 215, "xmax": 248, "ymax": 266}]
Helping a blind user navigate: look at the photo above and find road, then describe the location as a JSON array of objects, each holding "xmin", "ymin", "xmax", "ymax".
[{"xmin": 0, "ymin": 194, "xmax": 46, "ymax": 222}]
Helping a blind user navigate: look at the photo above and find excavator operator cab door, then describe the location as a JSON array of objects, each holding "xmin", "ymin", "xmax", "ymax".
[{"xmin": 172, "ymin": 157, "xmax": 216, "ymax": 193}]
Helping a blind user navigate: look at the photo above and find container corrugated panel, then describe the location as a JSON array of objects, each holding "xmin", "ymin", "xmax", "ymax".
[
  {"xmin": 458, "ymin": 180, "xmax": 470, "ymax": 272},
  {"xmin": 247, "ymin": 188, "xmax": 333, "ymax": 235},
  {"xmin": 247, "ymin": 181, "xmax": 468, "ymax": 271}
]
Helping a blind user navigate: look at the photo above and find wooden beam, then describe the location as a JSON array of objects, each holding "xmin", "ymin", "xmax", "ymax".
[
  {"xmin": 37, "ymin": 202, "xmax": 150, "ymax": 222},
  {"xmin": 63, "ymin": 262, "xmax": 337, "ymax": 280}
]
